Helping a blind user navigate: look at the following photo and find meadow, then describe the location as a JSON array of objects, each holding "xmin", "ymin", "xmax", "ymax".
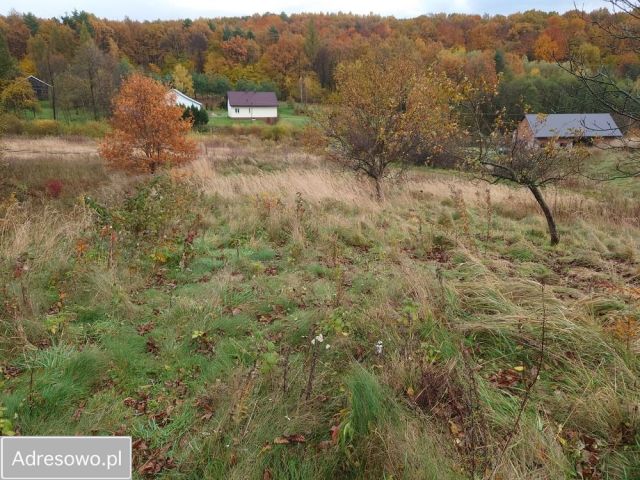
[
  {"xmin": 17, "ymin": 101, "xmax": 310, "ymax": 139},
  {"xmin": 207, "ymin": 104, "xmax": 310, "ymax": 129},
  {"xmin": 1, "ymin": 135, "xmax": 639, "ymax": 479}
]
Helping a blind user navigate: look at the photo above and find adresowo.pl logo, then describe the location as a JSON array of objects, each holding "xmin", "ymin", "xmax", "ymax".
[{"xmin": 1, "ymin": 437, "xmax": 131, "ymax": 480}]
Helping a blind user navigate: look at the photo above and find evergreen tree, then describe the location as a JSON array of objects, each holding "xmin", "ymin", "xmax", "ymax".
[
  {"xmin": 23, "ymin": 13, "xmax": 40, "ymax": 35},
  {"xmin": 268, "ymin": 26, "xmax": 280, "ymax": 44},
  {"xmin": 0, "ymin": 31, "xmax": 18, "ymax": 83},
  {"xmin": 182, "ymin": 105, "xmax": 209, "ymax": 127},
  {"xmin": 304, "ymin": 19, "xmax": 320, "ymax": 64}
]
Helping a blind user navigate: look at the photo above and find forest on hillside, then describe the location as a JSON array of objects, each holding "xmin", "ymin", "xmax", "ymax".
[{"xmin": 1, "ymin": 7, "xmax": 640, "ymax": 120}]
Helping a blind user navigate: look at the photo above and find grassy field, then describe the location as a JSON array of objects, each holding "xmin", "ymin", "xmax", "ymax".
[
  {"xmin": 17, "ymin": 102, "xmax": 308, "ymax": 140},
  {"xmin": 28, "ymin": 101, "xmax": 310, "ymax": 130},
  {"xmin": 208, "ymin": 104, "xmax": 310, "ymax": 130},
  {"xmin": 29, "ymin": 100, "xmax": 98, "ymax": 123},
  {"xmin": 1, "ymin": 137, "xmax": 639, "ymax": 479}
]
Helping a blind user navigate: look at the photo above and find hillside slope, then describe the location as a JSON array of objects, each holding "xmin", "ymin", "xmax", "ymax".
[{"xmin": 1, "ymin": 137, "xmax": 639, "ymax": 479}]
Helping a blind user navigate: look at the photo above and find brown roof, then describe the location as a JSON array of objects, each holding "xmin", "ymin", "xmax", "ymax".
[{"xmin": 227, "ymin": 91, "xmax": 278, "ymax": 107}]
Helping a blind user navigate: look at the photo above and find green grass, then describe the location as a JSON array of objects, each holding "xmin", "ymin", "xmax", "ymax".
[
  {"xmin": 19, "ymin": 101, "xmax": 309, "ymax": 138},
  {"xmin": 208, "ymin": 103, "xmax": 310, "ymax": 130},
  {"xmin": 27, "ymin": 100, "xmax": 97, "ymax": 123},
  {"xmin": 1, "ymin": 137, "xmax": 640, "ymax": 479}
]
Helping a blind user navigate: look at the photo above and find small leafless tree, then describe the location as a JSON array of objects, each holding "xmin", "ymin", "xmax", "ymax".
[
  {"xmin": 567, "ymin": 0, "xmax": 640, "ymax": 177},
  {"xmin": 460, "ymin": 82, "xmax": 588, "ymax": 246},
  {"xmin": 465, "ymin": 107, "xmax": 587, "ymax": 245}
]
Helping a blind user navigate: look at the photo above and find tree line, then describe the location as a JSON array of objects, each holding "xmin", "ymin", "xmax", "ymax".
[{"xmin": 2, "ymin": 6, "xmax": 640, "ymax": 117}]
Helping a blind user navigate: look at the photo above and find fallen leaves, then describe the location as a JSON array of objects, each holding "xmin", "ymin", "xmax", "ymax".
[
  {"xmin": 149, "ymin": 408, "xmax": 172, "ymax": 427},
  {"xmin": 194, "ymin": 394, "xmax": 216, "ymax": 421},
  {"xmin": 191, "ymin": 331, "xmax": 215, "ymax": 355},
  {"xmin": 264, "ymin": 265, "xmax": 278, "ymax": 276},
  {"xmin": 136, "ymin": 321, "xmax": 155, "ymax": 335},
  {"xmin": 124, "ymin": 393, "xmax": 149, "ymax": 415},
  {"xmin": 75, "ymin": 239, "xmax": 89, "ymax": 257},
  {"xmin": 132, "ymin": 439, "xmax": 176, "ymax": 478},
  {"xmin": 273, "ymin": 434, "xmax": 306, "ymax": 445},
  {"xmin": 146, "ymin": 337, "xmax": 160, "ymax": 356},
  {"xmin": 258, "ymin": 304, "xmax": 286, "ymax": 325},
  {"xmin": 72, "ymin": 401, "xmax": 86, "ymax": 421},
  {"xmin": 330, "ymin": 424, "xmax": 340, "ymax": 444},
  {"xmin": 488, "ymin": 368, "xmax": 522, "ymax": 390},
  {"xmin": 558, "ymin": 429, "xmax": 603, "ymax": 480},
  {"xmin": 164, "ymin": 379, "xmax": 188, "ymax": 398},
  {"xmin": 2, "ymin": 365, "xmax": 22, "ymax": 379}
]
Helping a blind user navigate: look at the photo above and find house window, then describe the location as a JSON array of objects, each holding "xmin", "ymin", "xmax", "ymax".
[{"xmin": 235, "ymin": 108, "xmax": 240, "ymax": 114}]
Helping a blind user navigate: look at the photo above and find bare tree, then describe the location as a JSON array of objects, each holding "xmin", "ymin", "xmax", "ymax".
[
  {"xmin": 462, "ymin": 85, "xmax": 588, "ymax": 245},
  {"xmin": 71, "ymin": 39, "xmax": 118, "ymax": 120},
  {"xmin": 567, "ymin": 0, "xmax": 640, "ymax": 177},
  {"xmin": 29, "ymin": 33, "xmax": 70, "ymax": 121}
]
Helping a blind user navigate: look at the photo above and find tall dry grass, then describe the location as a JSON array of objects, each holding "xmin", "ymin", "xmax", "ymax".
[
  {"xmin": 186, "ymin": 150, "xmax": 640, "ymax": 233},
  {"xmin": 0, "ymin": 202, "xmax": 92, "ymax": 269},
  {"xmin": 2, "ymin": 136, "xmax": 98, "ymax": 160}
]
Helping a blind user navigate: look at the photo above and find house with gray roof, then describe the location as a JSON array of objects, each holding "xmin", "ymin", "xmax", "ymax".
[
  {"xmin": 227, "ymin": 91, "xmax": 278, "ymax": 120},
  {"xmin": 518, "ymin": 113, "xmax": 623, "ymax": 147}
]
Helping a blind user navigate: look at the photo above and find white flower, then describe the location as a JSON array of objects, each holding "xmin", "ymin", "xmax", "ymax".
[
  {"xmin": 325, "ymin": 344, "xmax": 331, "ymax": 350},
  {"xmin": 312, "ymin": 334, "xmax": 324, "ymax": 345},
  {"xmin": 375, "ymin": 340, "xmax": 383, "ymax": 355}
]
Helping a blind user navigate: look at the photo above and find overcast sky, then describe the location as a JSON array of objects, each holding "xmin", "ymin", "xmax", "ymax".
[{"xmin": 6, "ymin": 0, "xmax": 608, "ymax": 21}]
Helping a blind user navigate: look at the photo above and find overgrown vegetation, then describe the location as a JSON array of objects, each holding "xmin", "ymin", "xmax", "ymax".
[{"xmin": 1, "ymin": 136, "xmax": 639, "ymax": 479}]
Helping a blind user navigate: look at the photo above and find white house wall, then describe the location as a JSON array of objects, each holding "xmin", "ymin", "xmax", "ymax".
[
  {"xmin": 227, "ymin": 100, "xmax": 278, "ymax": 119},
  {"xmin": 176, "ymin": 98, "xmax": 203, "ymax": 109}
]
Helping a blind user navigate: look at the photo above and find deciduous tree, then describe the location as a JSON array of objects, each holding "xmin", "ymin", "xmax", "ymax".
[
  {"xmin": 172, "ymin": 64, "xmax": 194, "ymax": 96},
  {"xmin": 534, "ymin": 33, "xmax": 560, "ymax": 61},
  {"xmin": 464, "ymin": 86, "xmax": 587, "ymax": 246},
  {"xmin": 318, "ymin": 51, "xmax": 462, "ymax": 201},
  {"xmin": 471, "ymin": 130, "xmax": 585, "ymax": 245},
  {"xmin": 99, "ymin": 73, "xmax": 196, "ymax": 173},
  {"xmin": 71, "ymin": 39, "xmax": 118, "ymax": 120},
  {"xmin": 0, "ymin": 78, "xmax": 38, "ymax": 113},
  {"xmin": 28, "ymin": 26, "xmax": 74, "ymax": 120}
]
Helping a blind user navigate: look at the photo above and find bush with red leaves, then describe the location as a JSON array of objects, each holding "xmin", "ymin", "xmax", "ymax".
[{"xmin": 44, "ymin": 179, "xmax": 64, "ymax": 198}]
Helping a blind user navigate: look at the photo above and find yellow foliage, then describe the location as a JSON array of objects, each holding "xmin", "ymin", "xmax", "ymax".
[
  {"xmin": 18, "ymin": 57, "xmax": 36, "ymax": 76},
  {"xmin": 173, "ymin": 64, "xmax": 194, "ymax": 97}
]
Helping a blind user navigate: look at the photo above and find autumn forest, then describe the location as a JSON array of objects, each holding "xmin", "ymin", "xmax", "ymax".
[{"xmin": 1, "ymin": 7, "xmax": 639, "ymax": 117}]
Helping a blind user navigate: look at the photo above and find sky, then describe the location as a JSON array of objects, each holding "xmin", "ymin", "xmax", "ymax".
[{"xmin": 6, "ymin": 0, "xmax": 608, "ymax": 21}]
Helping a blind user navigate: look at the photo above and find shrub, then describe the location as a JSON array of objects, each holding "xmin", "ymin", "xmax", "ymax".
[
  {"xmin": 100, "ymin": 74, "xmax": 196, "ymax": 173},
  {"xmin": 44, "ymin": 179, "xmax": 64, "ymax": 198},
  {"xmin": 260, "ymin": 125, "xmax": 288, "ymax": 142},
  {"xmin": 0, "ymin": 113, "xmax": 24, "ymax": 134},
  {"xmin": 24, "ymin": 120, "xmax": 60, "ymax": 136},
  {"xmin": 61, "ymin": 121, "xmax": 110, "ymax": 138},
  {"xmin": 182, "ymin": 105, "xmax": 209, "ymax": 128},
  {"xmin": 112, "ymin": 175, "xmax": 198, "ymax": 238}
]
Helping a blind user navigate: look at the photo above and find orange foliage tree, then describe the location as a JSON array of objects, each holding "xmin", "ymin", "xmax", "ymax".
[{"xmin": 100, "ymin": 73, "xmax": 196, "ymax": 173}]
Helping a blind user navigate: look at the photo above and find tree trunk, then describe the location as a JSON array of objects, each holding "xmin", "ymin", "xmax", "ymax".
[
  {"xmin": 374, "ymin": 177, "xmax": 384, "ymax": 202},
  {"xmin": 89, "ymin": 73, "xmax": 98, "ymax": 121},
  {"xmin": 50, "ymin": 75, "xmax": 57, "ymax": 120},
  {"xmin": 528, "ymin": 185, "xmax": 559, "ymax": 246}
]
